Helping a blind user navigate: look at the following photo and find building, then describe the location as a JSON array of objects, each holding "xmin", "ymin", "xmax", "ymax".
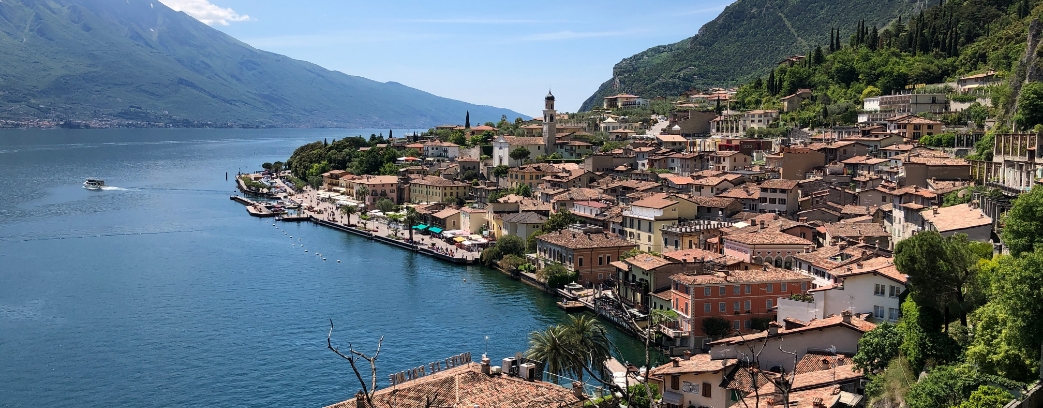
[
  {"xmin": 888, "ymin": 116, "xmax": 943, "ymax": 140},
  {"xmin": 649, "ymin": 353, "xmax": 738, "ymax": 408},
  {"xmin": 430, "ymin": 208, "xmax": 462, "ymax": 230},
  {"xmin": 613, "ymin": 253, "xmax": 680, "ymax": 311},
  {"xmin": 809, "ymin": 257, "xmax": 907, "ymax": 323},
  {"xmin": 660, "ymin": 221, "xmax": 732, "ymax": 252},
  {"xmin": 708, "ymin": 311, "xmax": 876, "ymax": 373},
  {"xmin": 350, "ymin": 175, "xmax": 403, "ymax": 210},
  {"xmin": 722, "ymin": 231, "xmax": 815, "ymax": 268},
  {"xmin": 507, "ymin": 163, "xmax": 558, "ymax": 190},
  {"xmin": 902, "ymin": 156, "xmax": 971, "ymax": 187},
  {"xmin": 543, "ymin": 91, "xmax": 557, "ymax": 155},
  {"xmin": 410, "ymin": 176, "xmax": 470, "ymax": 204},
  {"xmin": 708, "ymin": 151, "xmax": 752, "ymax": 172},
  {"xmin": 957, "ymin": 71, "xmax": 999, "ymax": 92},
  {"xmin": 781, "ymin": 89, "xmax": 813, "ymax": 112},
  {"xmin": 666, "ymin": 266, "xmax": 813, "ymax": 349},
  {"xmin": 970, "ymin": 133, "xmax": 1042, "ymax": 195},
  {"xmin": 458, "ymin": 207, "xmax": 487, "ymax": 234},
  {"xmin": 764, "ymin": 147, "xmax": 825, "ymax": 181},
  {"xmin": 657, "ymin": 134, "xmax": 689, "ymax": 151},
  {"xmin": 603, "ymin": 93, "xmax": 645, "ymax": 109},
  {"xmin": 491, "ymin": 135, "xmax": 546, "ymax": 167},
  {"xmin": 920, "ymin": 203, "xmax": 993, "ymax": 242},
  {"xmin": 821, "ymin": 222, "xmax": 891, "ymax": 249},
  {"xmin": 492, "ymin": 212, "xmax": 546, "ymax": 240},
  {"xmin": 535, "ymin": 225, "xmax": 637, "ymax": 286},
  {"xmin": 622, "ymin": 193, "xmax": 700, "ymax": 252},
  {"xmin": 423, "ymin": 141, "xmax": 461, "ymax": 160},
  {"xmin": 758, "ymin": 179, "xmax": 801, "ymax": 215}
]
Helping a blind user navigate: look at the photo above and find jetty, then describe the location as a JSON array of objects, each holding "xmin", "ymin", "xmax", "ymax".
[{"xmin": 230, "ymin": 195, "xmax": 278, "ymax": 217}]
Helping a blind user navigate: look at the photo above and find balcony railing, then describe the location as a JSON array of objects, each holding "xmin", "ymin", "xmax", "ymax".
[{"xmin": 659, "ymin": 324, "xmax": 690, "ymax": 338}]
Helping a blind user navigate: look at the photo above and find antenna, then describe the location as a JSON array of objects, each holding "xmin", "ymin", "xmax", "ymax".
[{"xmin": 484, "ymin": 335, "xmax": 489, "ymax": 358}]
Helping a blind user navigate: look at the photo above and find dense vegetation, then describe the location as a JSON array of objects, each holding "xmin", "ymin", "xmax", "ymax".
[
  {"xmin": 728, "ymin": 0, "xmax": 1042, "ymax": 130},
  {"xmin": 0, "ymin": 0, "xmax": 523, "ymax": 127},
  {"xmin": 580, "ymin": 0, "xmax": 917, "ymax": 111},
  {"xmin": 285, "ymin": 134, "xmax": 405, "ymax": 187},
  {"xmin": 854, "ymin": 186, "xmax": 1043, "ymax": 407}
]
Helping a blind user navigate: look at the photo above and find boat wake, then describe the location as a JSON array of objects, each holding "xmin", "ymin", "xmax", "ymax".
[{"xmin": 99, "ymin": 186, "xmax": 127, "ymax": 191}]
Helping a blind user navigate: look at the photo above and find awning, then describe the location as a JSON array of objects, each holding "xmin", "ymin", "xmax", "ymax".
[
  {"xmin": 429, "ymin": 226, "xmax": 443, "ymax": 234},
  {"xmin": 454, "ymin": 236, "xmax": 467, "ymax": 243},
  {"xmin": 661, "ymin": 391, "xmax": 683, "ymax": 405},
  {"xmin": 413, "ymin": 224, "xmax": 428, "ymax": 230}
]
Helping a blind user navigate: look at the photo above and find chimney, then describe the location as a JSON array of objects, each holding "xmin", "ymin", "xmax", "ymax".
[
  {"xmin": 820, "ymin": 358, "xmax": 831, "ymax": 370},
  {"xmin": 355, "ymin": 391, "xmax": 367, "ymax": 408},
  {"xmin": 932, "ymin": 207, "xmax": 939, "ymax": 214},
  {"xmin": 812, "ymin": 397, "xmax": 826, "ymax": 407},
  {"xmin": 671, "ymin": 358, "xmax": 681, "ymax": 367},
  {"xmin": 768, "ymin": 321, "xmax": 780, "ymax": 336},
  {"xmin": 571, "ymin": 381, "xmax": 586, "ymax": 400},
  {"xmin": 683, "ymin": 350, "xmax": 692, "ymax": 361},
  {"xmin": 481, "ymin": 356, "xmax": 491, "ymax": 375},
  {"xmin": 841, "ymin": 310, "xmax": 853, "ymax": 324}
]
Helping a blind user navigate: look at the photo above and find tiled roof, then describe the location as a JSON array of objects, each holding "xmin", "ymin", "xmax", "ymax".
[
  {"xmin": 830, "ymin": 256, "xmax": 907, "ymax": 284},
  {"xmin": 625, "ymin": 254, "xmax": 674, "ymax": 271},
  {"xmin": 692, "ymin": 176, "xmax": 731, "ymax": 186},
  {"xmin": 519, "ymin": 199, "xmax": 553, "ymax": 212},
  {"xmin": 324, "ymin": 363, "xmax": 582, "ymax": 408},
  {"xmin": 501, "ymin": 136, "xmax": 545, "ymax": 146},
  {"xmin": 822, "ymin": 222, "xmax": 889, "ymax": 238},
  {"xmin": 717, "ymin": 185, "xmax": 760, "ymax": 200},
  {"xmin": 709, "ymin": 313, "xmax": 876, "ymax": 346},
  {"xmin": 759, "ymin": 179, "xmax": 800, "ymax": 190},
  {"xmin": 432, "ymin": 208, "xmax": 461, "ymax": 219},
  {"xmin": 794, "ymin": 350, "xmax": 854, "ymax": 375},
  {"xmin": 552, "ymin": 188, "xmax": 606, "ymax": 202},
  {"xmin": 631, "ymin": 193, "xmax": 678, "ymax": 209},
  {"xmin": 792, "ymin": 245, "xmax": 873, "ymax": 271},
  {"xmin": 906, "ymin": 156, "xmax": 969, "ymax": 166},
  {"xmin": 537, "ymin": 230, "xmax": 636, "ymax": 250},
  {"xmin": 514, "ymin": 163, "xmax": 559, "ymax": 173},
  {"xmin": 920, "ymin": 203, "xmax": 992, "ymax": 232},
  {"xmin": 724, "ymin": 231, "xmax": 813, "ymax": 246},
  {"xmin": 671, "ymin": 266, "xmax": 812, "ymax": 286},
  {"xmin": 663, "ymin": 248, "xmax": 741, "ymax": 266},
  {"xmin": 496, "ymin": 194, "xmax": 526, "ymax": 204},
  {"xmin": 413, "ymin": 176, "xmax": 469, "ymax": 187},
  {"xmin": 687, "ymin": 195, "xmax": 740, "ymax": 209},
  {"xmin": 650, "ymin": 353, "xmax": 737, "ymax": 376},
  {"xmin": 840, "ymin": 156, "xmax": 888, "ymax": 165},
  {"xmin": 500, "ymin": 212, "xmax": 547, "ymax": 224}
]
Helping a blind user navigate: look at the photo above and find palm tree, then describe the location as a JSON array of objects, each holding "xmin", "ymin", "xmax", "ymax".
[
  {"xmin": 525, "ymin": 325, "xmax": 581, "ymax": 382},
  {"xmin": 355, "ymin": 186, "xmax": 369, "ymax": 202},
  {"xmin": 404, "ymin": 207, "xmax": 420, "ymax": 243},
  {"xmin": 339, "ymin": 205, "xmax": 357, "ymax": 225},
  {"xmin": 562, "ymin": 314, "xmax": 611, "ymax": 381}
]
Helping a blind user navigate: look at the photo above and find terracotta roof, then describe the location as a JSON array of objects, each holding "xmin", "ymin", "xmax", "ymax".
[
  {"xmin": 905, "ymin": 156, "xmax": 969, "ymax": 166},
  {"xmin": 324, "ymin": 363, "xmax": 581, "ymax": 408},
  {"xmin": 412, "ymin": 176, "xmax": 469, "ymax": 187},
  {"xmin": 631, "ymin": 193, "xmax": 678, "ymax": 209},
  {"xmin": 625, "ymin": 254, "xmax": 674, "ymax": 271},
  {"xmin": 671, "ymin": 266, "xmax": 812, "ymax": 286},
  {"xmin": 431, "ymin": 208, "xmax": 461, "ymax": 219},
  {"xmin": 609, "ymin": 260, "xmax": 630, "ymax": 270},
  {"xmin": 759, "ymin": 179, "xmax": 800, "ymax": 190},
  {"xmin": 829, "ymin": 256, "xmax": 907, "ymax": 284},
  {"xmin": 537, "ymin": 230, "xmax": 636, "ymax": 250},
  {"xmin": 500, "ymin": 136, "xmax": 545, "ymax": 146},
  {"xmin": 709, "ymin": 313, "xmax": 876, "ymax": 346},
  {"xmin": 920, "ymin": 204, "xmax": 992, "ymax": 232},
  {"xmin": 650, "ymin": 353, "xmax": 737, "ymax": 376},
  {"xmin": 354, "ymin": 175, "xmax": 400, "ymax": 185},
  {"xmin": 663, "ymin": 248, "xmax": 742, "ymax": 266},
  {"xmin": 822, "ymin": 222, "xmax": 889, "ymax": 239},
  {"xmin": 724, "ymin": 231, "xmax": 813, "ymax": 246},
  {"xmin": 717, "ymin": 185, "xmax": 760, "ymax": 200},
  {"xmin": 519, "ymin": 199, "xmax": 553, "ymax": 212},
  {"xmin": 792, "ymin": 245, "xmax": 872, "ymax": 271},
  {"xmin": 657, "ymin": 134, "xmax": 688, "ymax": 142},
  {"xmin": 552, "ymin": 188, "xmax": 605, "ymax": 202},
  {"xmin": 499, "ymin": 212, "xmax": 547, "ymax": 224},
  {"xmin": 692, "ymin": 176, "xmax": 731, "ymax": 187},
  {"xmin": 840, "ymin": 156, "xmax": 888, "ymax": 165},
  {"xmin": 687, "ymin": 195, "xmax": 740, "ymax": 209}
]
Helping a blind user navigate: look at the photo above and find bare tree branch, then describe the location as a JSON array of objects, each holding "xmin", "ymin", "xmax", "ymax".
[{"xmin": 327, "ymin": 319, "xmax": 385, "ymax": 408}]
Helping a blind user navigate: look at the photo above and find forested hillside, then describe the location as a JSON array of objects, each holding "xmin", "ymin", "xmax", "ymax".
[{"xmin": 579, "ymin": 0, "xmax": 918, "ymax": 111}]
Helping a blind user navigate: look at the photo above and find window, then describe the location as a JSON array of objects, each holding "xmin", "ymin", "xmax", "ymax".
[
  {"xmin": 874, "ymin": 306, "xmax": 885, "ymax": 319},
  {"xmin": 598, "ymin": 256, "xmax": 603, "ymax": 266},
  {"xmin": 733, "ymin": 285, "xmax": 740, "ymax": 294},
  {"xmin": 578, "ymin": 258, "xmax": 583, "ymax": 267},
  {"xmin": 744, "ymin": 300, "xmax": 751, "ymax": 311},
  {"xmin": 766, "ymin": 283, "xmax": 773, "ymax": 293},
  {"xmin": 767, "ymin": 299, "xmax": 774, "ymax": 309},
  {"xmin": 801, "ymin": 282, "xmax": 807, "ymax": 291},
  {"xmin": 719, "ymin": 286, "xmax": 726, "ymax": 296},
  {"xmin": 671, "ymin": 375, "xmax": 679, "ymax": 390},
  {"xmin": 606, "ymin": 256, "xmax": 612, "ymax": 263},
  {"xmin": 719, "ymin": 302, "xmax": 726, "ymax": 312},
  {"xmin": 874, "ymin": 284, "xmax": 886, "ymax": 296},
  {"xmin": 704, "ymin": 287, "xmax": 712, "ymax": 297},
  {"xmin": 705, "ymin": 303, "xmax": 712, "ymax": 313},
  {"xmin": 744, "ymin": 285, "xmax": 751, "ymax": 294},
  {"xmin": 781, "ymin": 282, "xmax": 788, "ymax": 291},
  {"xmin": 889, "ymin": 308, "xmax": 900, "ymax": 320},
  {"xmin": 734, "ymin": 301, "xmax": 740, "ymax": 311},
  {"xmin": 702, "ymin": 382, "xmax": 712, "ymax": 398},
  {"xmin": 889, "ymin": 285, "xmax": 900, "ymax": 298},
  {"xmin": 744, "ymin": 320, "xmax": 752, "ymax": 330},
  {"xmin": 733, "ymin": 320, "xmax": 740, "ymax": 330}
]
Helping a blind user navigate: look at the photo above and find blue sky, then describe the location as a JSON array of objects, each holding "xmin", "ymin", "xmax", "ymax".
[{"xmin": 158, "ymin": 0, "xmax": 734, "ymax": 116}]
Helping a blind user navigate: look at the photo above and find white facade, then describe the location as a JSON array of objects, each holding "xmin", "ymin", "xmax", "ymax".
[
  {"xmin": 813, "ymin": 274, "xmax": 904, "ymax": 322},
  {"xmin": 423, "ymin": 143, "xmax": 460, "ymax": 160}
]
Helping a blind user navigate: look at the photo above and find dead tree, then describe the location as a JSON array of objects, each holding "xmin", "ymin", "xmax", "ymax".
[
  {"xmin": 327, "ymin": 319, "xmax": 383, "ymax": 408},
  {"xmin": 727, "ymin": 330, "xmax": 801, "ymax": 408}
]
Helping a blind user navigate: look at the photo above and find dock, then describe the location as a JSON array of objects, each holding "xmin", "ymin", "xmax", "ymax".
[{"xmin": 557, "ymin": 300, "xmax": 586, "ymax": 312}]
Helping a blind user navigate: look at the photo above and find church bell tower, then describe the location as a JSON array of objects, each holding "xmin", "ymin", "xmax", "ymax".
[{"xmin": 543, "ymin": 90, "xmax": 556, "ymax": 154}]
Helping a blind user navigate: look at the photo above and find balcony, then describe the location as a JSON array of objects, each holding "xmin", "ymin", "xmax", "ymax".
[{"xmin": 659, "ymin": 324, "xmax": 690, "ymax": 338}]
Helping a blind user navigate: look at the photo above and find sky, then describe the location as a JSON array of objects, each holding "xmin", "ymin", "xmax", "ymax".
[{"xmin": 157, "ymin": 0, "xmax": 735, "ymax": 117}]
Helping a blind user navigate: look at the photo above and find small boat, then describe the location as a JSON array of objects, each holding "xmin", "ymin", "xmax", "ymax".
[{"xmin": 83, "ymin": 178, "xmax": 105, "ymax": 190}]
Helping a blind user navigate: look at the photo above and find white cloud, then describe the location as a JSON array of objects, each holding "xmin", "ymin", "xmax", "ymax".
[{"xmin": 158, "ymin": 0, "xmax": 251, "ymax": 26}]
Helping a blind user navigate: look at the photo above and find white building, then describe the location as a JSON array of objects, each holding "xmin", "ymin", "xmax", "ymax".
[
  {"xmin": 422, "ymin": 141, "xmax": 460, "ymax": 160},
  {"xmin": 803, "ymin": 257, "xmax": 906, "ymax": 323}
]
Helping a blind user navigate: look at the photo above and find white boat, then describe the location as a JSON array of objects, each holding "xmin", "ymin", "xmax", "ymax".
[{"xmin": 83, "ymin": 178, "xmax": 105, "ymax": 190}]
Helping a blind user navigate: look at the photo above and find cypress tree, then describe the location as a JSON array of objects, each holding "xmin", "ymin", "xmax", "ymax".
[
  {"xmin": 767, "ymin": 70, "xmax": 776, "ymax": 95},
  {"xmin": 465, "ymin": 111, "xmax": 470, "ymax": 128},
  {"xmin": 868, "ymin": 26, "xmax": 879, "ymax": 50},
  {"xmin": 812, "ymin": 46, "xmax": 825, "ymax": 65}
]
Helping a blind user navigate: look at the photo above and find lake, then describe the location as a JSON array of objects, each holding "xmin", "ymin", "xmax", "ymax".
[{"xmin": 0, "ymin": 129, "xmax": 649, "ymax": 407}]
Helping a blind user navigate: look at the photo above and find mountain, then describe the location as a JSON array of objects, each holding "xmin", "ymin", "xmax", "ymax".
[
  {"xmin": 579, "ymin": 0, "xmax": 919, "ymax": 111},
  {"xmin": 0, "ymin": 0, "xmax": 525, "ymax": 127}
]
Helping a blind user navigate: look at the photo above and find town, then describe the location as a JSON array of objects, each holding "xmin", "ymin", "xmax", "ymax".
[{"xmin": 237, "ymin": 73, "xmax": 1043, "ymax": 407}]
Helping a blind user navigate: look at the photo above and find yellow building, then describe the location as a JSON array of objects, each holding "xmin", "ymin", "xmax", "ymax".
[
  {"xmin": 409, "ymin": 176, "xmax": 470, "ymax": 204},
  {"xmin": 622, "ymin": 193, "xmax": 700, "ymax": 253}
]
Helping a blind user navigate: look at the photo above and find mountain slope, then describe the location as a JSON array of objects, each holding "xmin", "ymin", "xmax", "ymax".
[
  {"xmin": 0, "ymin": 0, "xmax": 524, "ymax": 127},
  {"xmin": 579, "ymin": 0, "xmax": 919, "ymax": 111}
]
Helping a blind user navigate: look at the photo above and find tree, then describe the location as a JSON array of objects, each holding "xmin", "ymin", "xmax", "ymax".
[
  {"xmin": 894, "ymin": 231, "xmax": 982, "ymax": 327},
  {"xmin": 1015, "ymin": 82, "xmax": 1043, "ymax": 130},
  {"xmin": 542, "ymin": 209, "xmax": 579, "ymax": 233},
  {"xmin": 375, "ymin": 198, "xmax": 395, "ymax": 214},
  {"xmin": 1001, "ymin": 185, "xmax": 1043, "ymax": 256},
  {"xmin": 853, "ymin": 322, "xmax": 902, "ymax": 374},
  {"xmin": 701, "ymin": 317, "xmax": 732, "ymax": 340},
  {"xmin": 515, "ymin": 183, "xmax": 533, "ymax": 197},
  {"xmin": 865, "ymin": 356, "xmax": 915, "ymax": 408},
  {"xmin": 464, "ymin": 111, "xmax": 470, "ymax": 128},
  {"xmin": 271, "ymin": 161, "xmax": 284, "ymax": 174},
  {"xmin": 539, "ymin": 263, "xmax": 576, "ymax": 288},
  {"xmin": 492, "ymin": 165, "xmax": 509, "ymax": 182},
  {"xmin": 378, "ymin": 162, "xmax": 399, "ymax": 176},
  {"xmin": 480, "ymin": 235, "xmax": 525, "ymax": 267},
  {"xmin": 509, "ymin": 146, "xmax": 531, "ymax": 162},
  {"xmin": 898, "ymin": 297, "xmax": 961, "ymax": 373},
  {"xmin": 339, "ymin": 205, "xmax": 357, "ymax": 225},
  {"xmin": 262, "ymin": 162, "xmax": 273, "ymax": 171},
  {"xmin": 404, "ymin": 207, "xmax": 420, "ymax": 243},
  {"xmin": 861, "ymin": 85, "xmax": 882, "ymax": 100},
  {"xmin": 561, "ymin": 314, "xmax": 611, "ymax": 381},
  {"xmin": 956, "ymin": 385, "xmax": 1014, "ymax": 408},
  {"xmin": 354, "ymin": 186, "xmax": 369, "ymax": 201},
  {"xmin": 906, "ymin": 364, "xmax": 1021, "ymax": 408}
]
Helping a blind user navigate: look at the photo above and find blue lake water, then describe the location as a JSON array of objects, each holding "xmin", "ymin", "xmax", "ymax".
[{"xmin": 0, "ymin": 129, "xmax": 648, "ymax": 407}]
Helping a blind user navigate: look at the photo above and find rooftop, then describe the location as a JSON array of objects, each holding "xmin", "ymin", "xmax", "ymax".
[
  {"xmin": 920, "ymin": 203, "xmax": 992, "ymax": 232},
  {"xmin": 649, "ymin": 353, "xmax": 736, "ymax": 376},
  {"xmin": 709, "ymin": 313, "xmax": 876, "ymax": 346},
  {"xmin": 537, "ymin": 229, "xmax": 636, "ymax": 250},
  {"xmin": 724, "ymin": 231, "xmax": 814, "ymax": 246}
]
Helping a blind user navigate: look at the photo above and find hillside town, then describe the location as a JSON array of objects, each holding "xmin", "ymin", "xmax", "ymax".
[{"xmin": 295, "ymin": 85, "xmax": 1043, "ymax": 407}]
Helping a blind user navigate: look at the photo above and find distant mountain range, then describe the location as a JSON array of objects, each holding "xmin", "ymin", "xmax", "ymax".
[
  {"xmin": 0, "ymin": 0, "xmax": 525, "ymax": 128},
  {"xmin": 580, "ymin": 0, "xmax": 919, "ymax": 111}
]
